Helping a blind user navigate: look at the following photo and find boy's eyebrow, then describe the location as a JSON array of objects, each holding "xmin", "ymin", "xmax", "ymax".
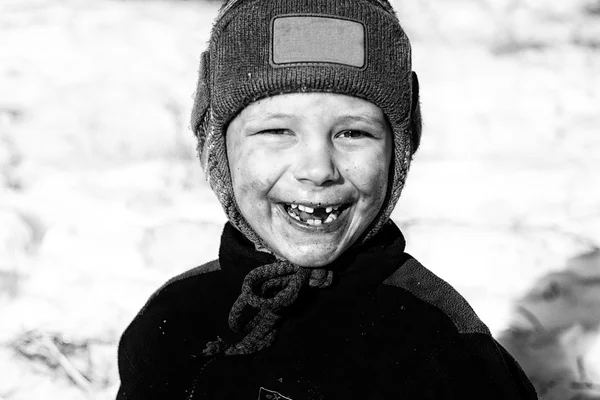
[
  {"xmin": 244, "ymin": 111, "xmax": 298, "ymax": 123},
  {"xmin": 338, "ymin": 114, "xmax": 389, "ymax": 130},
  {"xmin": 241, "ymin": 111, "xmax": 389, "ymax": 130}
]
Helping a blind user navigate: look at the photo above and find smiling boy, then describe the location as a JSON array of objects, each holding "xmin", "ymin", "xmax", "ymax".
[{"xmin": 116, "ymin": 0, "xmax": 538, "ymax": 398}]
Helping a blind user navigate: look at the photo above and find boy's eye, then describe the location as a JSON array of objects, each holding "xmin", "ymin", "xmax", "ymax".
[
  {"xmin": 256, "ymin": 129, "xmax": 291, "ymax": 136},
  {"xmin": 336, "ymin": 130, "xmax": 371, "ymax": 139}
]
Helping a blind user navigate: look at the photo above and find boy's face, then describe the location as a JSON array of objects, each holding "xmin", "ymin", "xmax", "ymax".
[{"xmin": 226, "ymin": 93, "xmax": 392, "ymax": 267}]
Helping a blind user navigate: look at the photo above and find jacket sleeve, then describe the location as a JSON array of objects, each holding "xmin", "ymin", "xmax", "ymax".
[
  {"xmin": 116, "ymin": 262, "xmax": 220, "ymax": 399},
  {"xmin": 116, "ymin": 292, "xmax": 203, "ymax": 400},
  {"xmin": 399, "ymin": 333, "xmax": 539, "ymax": 399},
  {"xmin": 116, "ymin": 303, "xmax": 185, "ymax": 400}
]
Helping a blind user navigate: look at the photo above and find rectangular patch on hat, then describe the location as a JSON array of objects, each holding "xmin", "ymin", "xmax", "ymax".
[{"xmin": 271, "ymin": 15, "xmax": 366, "ymax": 68}]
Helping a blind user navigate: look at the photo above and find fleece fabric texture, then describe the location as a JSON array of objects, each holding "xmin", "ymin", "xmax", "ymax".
[{"xmin": 117, "ymin": 222, "xmax": 537, "ymax": 399}]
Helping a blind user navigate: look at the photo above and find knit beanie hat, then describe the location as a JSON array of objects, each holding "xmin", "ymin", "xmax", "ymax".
[{"xmin": 191, "ymin": 0, "xmax": 422, "ymax": 356}]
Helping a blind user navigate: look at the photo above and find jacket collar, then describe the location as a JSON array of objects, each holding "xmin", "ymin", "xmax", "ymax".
[{"xmin": 218, "ymin": 219, "xmax": 408, "ymax": 295}]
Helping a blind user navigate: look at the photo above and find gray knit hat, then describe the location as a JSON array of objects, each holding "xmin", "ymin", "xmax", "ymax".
[{"xmin": 191, "ymin": 0, "xmax": 422, "ymax": 253}]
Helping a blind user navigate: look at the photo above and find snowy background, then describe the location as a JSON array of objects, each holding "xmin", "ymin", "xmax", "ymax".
[{"xmin": 0, "ymin": 0, "xmax": 599, "ymax": 398}]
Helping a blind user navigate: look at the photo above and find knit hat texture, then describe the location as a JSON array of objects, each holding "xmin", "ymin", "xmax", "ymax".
[{"xmin": 191, "ymin": 0, "xmax": 422, "ymax": 251}]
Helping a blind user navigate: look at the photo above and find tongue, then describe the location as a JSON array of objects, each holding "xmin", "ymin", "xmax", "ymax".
[{"xmin": 299, "ymin": 210, "xmax": 319, "ymax": 222}]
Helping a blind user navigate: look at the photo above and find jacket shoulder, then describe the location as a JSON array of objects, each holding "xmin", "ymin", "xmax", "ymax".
[
  {"xmin": 383, "ymin": 255, "xmax": 490, "ymax": 336},
  {"xmin": 141, "ymin": 259, "xmax": 221, "ymax": 311},
  {"xmin": 122, "ymin": 259, "xmax": 221, "ymax": 331},
  {"xmin": 154, "ymin": 259, "xmax": 221, "ymax": 293}
]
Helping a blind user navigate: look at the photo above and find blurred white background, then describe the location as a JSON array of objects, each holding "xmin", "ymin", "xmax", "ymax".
[{"xmin": 0, "ymin": 0, "xmax": 599, "ymax": 398}]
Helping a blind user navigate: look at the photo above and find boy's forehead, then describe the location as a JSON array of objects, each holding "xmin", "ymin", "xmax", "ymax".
[{"xmin": 237, "ymin": 93, "xmax": 387, "ymax": 125}]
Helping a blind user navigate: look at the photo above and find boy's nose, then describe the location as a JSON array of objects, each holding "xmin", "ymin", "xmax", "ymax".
[{"xmin": 293, "ymin": 142, "xmax": 340, "ymax": 186}]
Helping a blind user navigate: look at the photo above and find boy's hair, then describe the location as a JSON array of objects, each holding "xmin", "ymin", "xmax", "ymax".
[{"xmin": 191, "ymin": 0, "xmax": 422, "ymax": 251}]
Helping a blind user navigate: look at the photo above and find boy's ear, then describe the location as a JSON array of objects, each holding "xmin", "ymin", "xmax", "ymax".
[
  {"xmin": 191, "ymin": 51, "xmax": 211, "ymax": 141},
  {"xmin": 410, "ymin": 71, "xmax": 422, "ymax": 155}
]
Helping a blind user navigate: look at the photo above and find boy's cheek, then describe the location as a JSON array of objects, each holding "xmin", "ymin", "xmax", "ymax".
[
  {"xmin": 232, "ymin": 156, "xmax": 281, "ymax": 192},
  {"xmin": 231, "ymin": 166, "xmax": 279, "ymax": 215},
  {"xmin": 347, "ymin": 155, "xmax": 390, "ymax": 192},
  {"xmin": 229, "ymin": 147, "xmax": 260, "ymax": 180}
]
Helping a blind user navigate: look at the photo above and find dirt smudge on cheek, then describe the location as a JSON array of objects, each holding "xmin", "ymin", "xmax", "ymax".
[{"xmin": 236, "ymin": 177, "xmax": 265, "ymax": 215}]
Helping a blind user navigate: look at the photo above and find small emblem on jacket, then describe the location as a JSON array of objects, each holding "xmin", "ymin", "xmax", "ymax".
[{"xmin": 258, "ymin": 387, "xmax": 293, "ymax": 400}]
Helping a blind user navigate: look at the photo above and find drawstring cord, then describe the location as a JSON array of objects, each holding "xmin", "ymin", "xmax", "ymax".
[{"xmin": 202, "ymin": 262, "xmax": 333, "ymax": 356}]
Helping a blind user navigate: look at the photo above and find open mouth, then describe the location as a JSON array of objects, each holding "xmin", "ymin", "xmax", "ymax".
[{"xmin": 282, "ymin": 202, "xmax": 351, "ymax": 226}]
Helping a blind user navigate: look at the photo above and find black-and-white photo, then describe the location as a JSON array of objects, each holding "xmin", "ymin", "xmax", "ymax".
[{"xmin": 1, "ymin": 0, "xmax": 599, "ymax": 399}]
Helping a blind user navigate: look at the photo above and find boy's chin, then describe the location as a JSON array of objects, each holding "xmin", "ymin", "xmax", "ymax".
[{"xmin": 275, "ymin": 245, "xmax": 346, "ymax": 268}]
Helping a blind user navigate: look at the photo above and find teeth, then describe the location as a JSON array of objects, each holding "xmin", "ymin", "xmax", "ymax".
[
  {"xmin": 298, "ymin": 205, "xmax": 314, "ymax": 213},
  {"xmin": 289, "ymin": 203, "xmax": 344, "ymax": 218},
  {"xmin": 325, "ymin": 213, "xmax": 338, "ymax": 224},
  {"xmin": 287, "ymin": 208, "xmax": 301, "ymax": 220},
  {"xmin": 307, "ymin": 219, "xmax": 322, "ymax": 226}
]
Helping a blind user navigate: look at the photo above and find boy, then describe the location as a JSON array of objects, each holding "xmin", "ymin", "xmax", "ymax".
[{"xmin": 117, "ymin": 0, "xmax": 538, "ymax": 398}]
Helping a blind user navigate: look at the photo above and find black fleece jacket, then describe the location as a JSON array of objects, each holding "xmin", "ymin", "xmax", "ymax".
[{"xmin": 117, "ymin": 222, "xmax": 537, "ymax": 399}]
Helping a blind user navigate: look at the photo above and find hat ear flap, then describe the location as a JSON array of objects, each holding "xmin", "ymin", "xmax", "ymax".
[
  {"xmin": 191, "ymin": 51, "xmax": 211, "ymax": 148},
  {"xmin": 410, "ymin": 71, "xmax": 422, "ymax": 155}
]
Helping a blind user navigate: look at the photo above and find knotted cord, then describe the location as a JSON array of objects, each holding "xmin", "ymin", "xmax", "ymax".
[{"xmin": 202, "ymin": 262, "xmax": 333, "ymax": 356}]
